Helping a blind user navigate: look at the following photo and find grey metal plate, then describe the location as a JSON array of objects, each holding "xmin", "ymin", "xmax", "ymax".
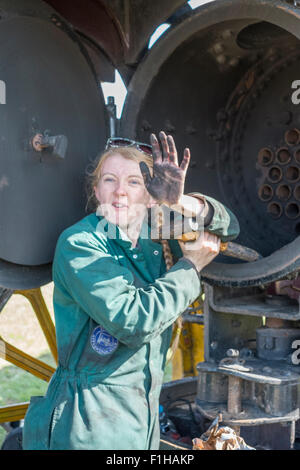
[{"xmin": 0, "ymin": 14, "xmax": 107, "ymax": 266}]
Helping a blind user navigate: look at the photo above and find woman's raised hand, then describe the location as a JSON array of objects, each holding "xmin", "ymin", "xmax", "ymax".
[{"xmin": 139, "ymin": 131, "xmax": 190, "ymax": 205}]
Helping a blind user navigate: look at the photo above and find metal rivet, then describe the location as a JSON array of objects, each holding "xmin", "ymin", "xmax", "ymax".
[
  {"xmin": 222, "ymin": 29, "xmax": 233, "ymax": 40},
  {"xmin": 141, "ymin": 120, "xmax": 152, "ymax": 131},
  {"xmin": 229, "ymin": 57, "xmax": 239, "ymax": 67},
  {"xmin": 213, "ymin": 43, "xmax": 224, "ymax": 54},
  {"xmin": 216, "ymin": 54, "xmax": 227, "ymax": 65},
  {"xmin": 164, "ymin": 120, "xmax": 175, "ymax": 133}
]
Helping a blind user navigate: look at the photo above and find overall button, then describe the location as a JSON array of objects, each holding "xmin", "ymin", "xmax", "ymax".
[
  {"xmin": 133, "ymin": 254, "xmax": 138, "ymax": 259},
  {"xmin": 153, "ymin": 250, "xmax": 159, "ymax": 256}
]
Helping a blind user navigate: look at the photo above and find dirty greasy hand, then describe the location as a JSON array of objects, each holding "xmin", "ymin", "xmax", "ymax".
[
  {"xmin": 139, "ymin": 131, "xmax": 190, "ymax": 205},
  {"xmin": 179, "ymin": 231, "xmax": 220, "ymax": 272}
]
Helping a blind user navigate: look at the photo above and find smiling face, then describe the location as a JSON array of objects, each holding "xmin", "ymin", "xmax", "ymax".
[{"xmin": 94, "ymin": 153, "xmax": 151, "ymax": 231}]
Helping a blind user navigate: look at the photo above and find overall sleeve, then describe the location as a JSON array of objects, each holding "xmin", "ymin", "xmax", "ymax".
[
  {"xmin": 167, "ymin": 193, "xmax": 240, "ymax": 260},
  {"xmin": 53, "ymin": 233, "xmax": 201, "ymax": 349},
  {"xmin": 189, "ymin": 192, "xmax": 240, "ymax": 242}
]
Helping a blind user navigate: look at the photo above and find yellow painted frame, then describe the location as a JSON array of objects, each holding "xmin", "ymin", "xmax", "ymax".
[{"xmin": 0, "ymin": 288, "xmax": 57, "ymax": 423}]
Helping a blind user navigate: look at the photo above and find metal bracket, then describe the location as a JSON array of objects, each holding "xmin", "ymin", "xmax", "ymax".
[{"xmin": 31, "ymin": 131, "xmax": 68, "ymax": 159}]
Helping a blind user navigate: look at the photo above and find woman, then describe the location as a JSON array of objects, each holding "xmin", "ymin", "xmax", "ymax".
[{"xmin": 22, "ymin": 132, "xmax": 239, "ymax": 450}]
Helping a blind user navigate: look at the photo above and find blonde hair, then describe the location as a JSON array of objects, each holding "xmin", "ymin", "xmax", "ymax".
[{"xmin": 86, "ymin": 146, "xmax": 153, "ymax": 212}]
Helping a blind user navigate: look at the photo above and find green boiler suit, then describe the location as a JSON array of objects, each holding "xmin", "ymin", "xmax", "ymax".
[{"xmin": 22, "ymin": 193, "xmax": 239, "ymax": 450}]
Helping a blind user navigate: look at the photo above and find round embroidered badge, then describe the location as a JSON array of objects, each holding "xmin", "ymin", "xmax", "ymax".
[{"xmin": 90, "ymin": 326, "xmax": 119, "ymax": 355}]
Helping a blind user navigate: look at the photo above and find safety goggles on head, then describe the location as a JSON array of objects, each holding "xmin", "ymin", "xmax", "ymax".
[{"xmin": 105, "ymin": 137, "xmax": 152, "ymax": 156}]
